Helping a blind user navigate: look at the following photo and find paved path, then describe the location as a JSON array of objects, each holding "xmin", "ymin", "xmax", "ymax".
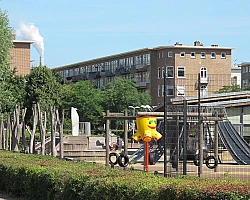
[{"xmin": 0, "ymin": 193, "xmax": 16, "ymax": 200}]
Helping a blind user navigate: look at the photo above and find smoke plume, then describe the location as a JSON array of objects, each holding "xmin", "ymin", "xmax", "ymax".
[{"xmin": 16, "ymin": 22, "xmax": 44, "ymax": 57}]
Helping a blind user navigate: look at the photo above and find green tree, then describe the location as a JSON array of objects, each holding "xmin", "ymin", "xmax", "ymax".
[
  {"xmin": 25, "ymin": 66, "xmax": 63, "ymax": 113},
  {"xmin": 9, "ymin": 75, "xmax": 27, "ymax": 107},
  {"xmin": 0, "ymin": 9, "xmax": 17, "ymax": 113},
  {"xmin": 102, "ymin": 78, "xmax": 151, "ymax": 113},
  {"xmin": 61, "ymin": 80, "xmax": 103, "ymax": 128},
  {"xmin": 217, "ymin": 84, "xmax": 241, "ymax": 93}
]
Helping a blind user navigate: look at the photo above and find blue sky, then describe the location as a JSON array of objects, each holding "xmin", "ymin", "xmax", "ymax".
[{"xmin": 1, "ymin": 0, "xmax": 250, "ymax": 68}]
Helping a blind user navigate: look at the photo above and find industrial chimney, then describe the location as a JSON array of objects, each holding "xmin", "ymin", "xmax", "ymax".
[{"xmin": 40, "ymin": 55, "xmax": 44, "ymax": 66}]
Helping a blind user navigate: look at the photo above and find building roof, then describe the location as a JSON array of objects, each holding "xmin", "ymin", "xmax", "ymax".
[
  {"xmin": 154, "ymin": 91, "xmax": 250, "ymax": 111},
  {"xmin": 53, "ymin": 43, "xmax": 235, "ymax": 70},
  {"xmin": 13, "ymin": 40, "xmax": 34, "ymax": 44}
]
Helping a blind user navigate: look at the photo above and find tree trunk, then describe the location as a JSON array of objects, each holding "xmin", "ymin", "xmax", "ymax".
[
  {"xmin": 0, "ymin": 119, "xmax": 3, "ymax": 150},
  {"xmin": 2, "ymin": 120, "xmax": 5, "ymax": 150},
  {"xmin": 50, "ymin": 106, "xmax": 57, "ymax": 157},
  {"xmin": 21, "ymin": 108, "xmax": 27, "ymax": 153},
  {"xmin": 37, "ymin": 103, "xmax": 46, "ymax": 155},
  {"xmin": 56, "ymin": 109, "xmax": 64, "ymax": 159},
  {"xmin": 30, "ymin": 104, "xmax": 38, "ymax": 154},
  {"xmin": 6, "ymin": 116, "xmax": 11, "ymax": 151},
  {"xmin": 11, "ymin": 105, "xmax": 20, "ymax": 152}
]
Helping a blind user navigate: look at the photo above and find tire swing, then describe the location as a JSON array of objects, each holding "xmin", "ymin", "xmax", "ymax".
[
  {"xmin": 193, "ymin": 154, "xmax": 199, "ymax": 166},
  {"xmin": 149, "ymin": 152, "xmax": 155, "ymax": 165},
  {"xmin": 109, "ymin": 152, "xmax": 119, "ymax": 166},
  {"xmin": 117, "ymin": 153, "xmax": 129, "ymax": 167},
  {"xmin": 205, "ymin": 156, "xmax": 218, "ymax": 169}
]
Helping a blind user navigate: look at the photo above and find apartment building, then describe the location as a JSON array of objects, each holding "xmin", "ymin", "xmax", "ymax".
[
  {"xmin": 240, "ymin": 62, "xmax": 250, "ymax": 90},
  {"xmin": 10, "ymin": 40, "xmax": 33, "ymax": 76},
  {"xmin": 53, "ymin": 41, "xmax": 233, "ymax": 106},
  {"xmin": 231, "ymin": 65, "xmax": 241, "ymax": 87}
]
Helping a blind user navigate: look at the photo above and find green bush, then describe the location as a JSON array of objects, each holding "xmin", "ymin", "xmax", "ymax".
[{"xmin": 0, "ymin": 151, "xmax": 249, "ymax": 200}]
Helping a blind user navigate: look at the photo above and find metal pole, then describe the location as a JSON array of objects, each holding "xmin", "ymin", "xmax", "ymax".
[
  {"xmin": 144, "ymin": 142, "xmax": 149, "ymax": 172},
  {"xmin": 105, "ymin": 110, "xmax": 110, "ymax": 166},
  {"xmin": 214, "ymin": 120, "xmax": 218, "ymax": 172},
  {"xmin": 183, "ymin": 99, "xmax": 187, "ymax": 175},
  {"xmin": 124, "ymin": 109, "xmax": 128, "ymax": 155},
  {"xmin": 198, "ymin": 73, "xmax": 203, "ymax": 177},
  {"xmin": 164, "ymin": 72, "xmax": 167, "ymax": 177},
  {"xmin": 132, "ymin": 108, "xmax": 135, "ymax": 147}
]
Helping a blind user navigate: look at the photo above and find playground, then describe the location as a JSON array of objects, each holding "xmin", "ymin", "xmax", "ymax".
[{"xmin": 104, "ymin": 104, "xmax": 250, "ymax": 181}]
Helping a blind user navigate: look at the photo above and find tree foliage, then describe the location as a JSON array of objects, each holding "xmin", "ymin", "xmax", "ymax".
[
  {"xmin": 0, "ymin": 9, "xmax": 17, "ymax": 114},
  {"xmin": 61, "ymin": 80, "xmax": 103, "ymax": 128},
  {"xmin": 25, "ymin": 66, "xmax": 63, "ymax": 113},
  {"xmin": 102, "ymin": 78, "xmax": 151, "ymax": 113},
  {"xmin": 217, "ymin": 84, "xmax": 241, "ymax": 93}
]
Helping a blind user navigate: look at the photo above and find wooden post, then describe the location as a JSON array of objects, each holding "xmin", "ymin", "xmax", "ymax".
[{"xmin": 105, "ymin": 110, "xmax": 110, "ymax": 166}]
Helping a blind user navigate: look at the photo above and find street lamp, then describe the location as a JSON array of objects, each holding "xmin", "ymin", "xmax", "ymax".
[{"xmin": 128, "ymin": 106, "xmax": 140, "ymax": 144}]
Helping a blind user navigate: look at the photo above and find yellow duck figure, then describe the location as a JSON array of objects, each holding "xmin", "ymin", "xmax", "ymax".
[{"xmin": 132, "ymin": 116, "xmax": 162, "ymax": 142}]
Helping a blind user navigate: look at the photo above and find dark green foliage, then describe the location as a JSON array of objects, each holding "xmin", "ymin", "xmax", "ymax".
[
  {"xmin": 102, "ymin": 78, "xmax": 151, "ymax": 113},
  {"xmin": 0, "ymin": 9, "xmax": 18, "ymax": 114},
  {"xmin": 61, "ymin": 80, "xmax": 103, "ymax": 128},
  {"xmin": 0, "ymin": 151, "xmax": 249, "ymax": 200}
]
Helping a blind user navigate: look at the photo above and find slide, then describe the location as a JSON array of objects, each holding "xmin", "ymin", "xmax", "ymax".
[{"xmin": 218, "ymin": 120, "xmax": 250, "ymax": 165}]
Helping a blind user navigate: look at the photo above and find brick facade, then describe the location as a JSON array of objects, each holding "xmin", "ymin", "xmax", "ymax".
[
  {"xmin": 54, "ymin": 41, "xmax": 233, "ymax": 106},
  {"xmin": 10, "ymin": 40, "xmax": 33, "ymax": 76}
]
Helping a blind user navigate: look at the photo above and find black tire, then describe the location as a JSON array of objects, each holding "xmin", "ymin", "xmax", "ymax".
[
  {"xmin": 109, "ymin": 152, "xmax": 118, "ymax": 165},
  {"xmin": 149, "ymin": 152, "xmax": 155, "ymax": 165},
  {"xmin": 205, "ymin": 156, "xmax": 218, "ymax": 169},
  {"xmin": 193, "ymin": 154, "xmax": 199, "ymax": 166},
  {"xmin": 117, "ymin": 154, "xmax": 129, "ymax": 167}
]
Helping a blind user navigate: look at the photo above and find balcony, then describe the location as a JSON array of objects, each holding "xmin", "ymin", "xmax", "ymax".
[
  {"xmin": 76, "ymin": 74, "xmax": 87, "ymax": 81},
  {"xmin": 116, "ymin": 67, "xmax": 130, "ymax": 74},
  {"xmin": 106, "ymin": 71, "xmax": 115, "ymax": 77},
  {"xmin": 136, "ymin": 81, "xmax": 148, "ymax": 88},
  {"xmin": 135, "ymin": 64, "xmax": 149, "ymax": 72},
  {"xmin": 88, "ymin": 72, "xmax": 98, "ymax": 79},
  {"xmin": 200, "ymin": 77, "xmax": 210, "ymax": 84}
]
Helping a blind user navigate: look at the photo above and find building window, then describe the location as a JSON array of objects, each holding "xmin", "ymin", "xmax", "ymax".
[
  {"xmin": 177, "ymin": 66, "xmax": 185, "ymax": 78},
  {"xmin": 162, "ymin": 85, "xmax": 164, "ymax": 96},
  {"xmin": 231, "ymin": 76, "xmax": 237, "ymax": 85},
  {"xmin": 200, "ymin": 85, "xmax": 208, "ymax": 96},
  {"xmin": 158, "ymin": 53, "xmax": 161, "ymax": 59},
  {"xmin": 180, "ymin": 52, "xmax": 185, "ymax": 57},
  {"xmin": 166, "ymin": 85, "xmax": 174, "ymax": 96},
  {"xmin": 135, "ymin": 55, "xmax": 142, "ymax": 65},
  {"xmin": 168, "ymin": 51, "xmax": 173, "ymax": 57},
  {"xmin": 211, "ymin": 52, "xmax": 216, "ymax": 59},
  {"xmin": 166, "ymin": 66, "xmax": 174, "ymax": 78},
  {"xmin": 158, "ymin": 67, "xmax": 161, "ymax": 79},
  {"xmin": 177, "ymin": 85, "xmax": 185, "ymax": 96},
  {"xmin": 190, "ymin": 52, "xmax": 196, "ymax": 58},
  {"xmin": 201, "ymin": 52, "xmax": 206, "ymax": 58},
  {"xmin": 144, "ymin": 53, "xmax": 150, "ymax": 65},
  {"xmin": 119, "ymin": 58, "xmax": 125, "ymax": 67},
  {"xmin": 200, "ymin": 67, "xmax": 207, "ymax": 79},
  {"xmin": 221, "ymin": 52, "xmax": 226, "ymax": 59},
  {"xmin": 162, "ymin": 67, "xmax": 165, "ymax": 79},
  {"xmin": 158, "ymin": 85, "xmax": 161, "ymax": 97}
]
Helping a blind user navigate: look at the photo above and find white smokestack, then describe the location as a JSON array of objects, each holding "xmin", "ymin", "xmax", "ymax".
[
  {"xmin": 40, "ymin": 56, "xmax": 44, "ymax": 66},
  {"xmin": 16, "ymin": 22, "xmax": 45, "ymax": 65}
]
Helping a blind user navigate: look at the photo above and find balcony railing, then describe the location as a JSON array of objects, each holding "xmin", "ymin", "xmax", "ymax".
[{"xmin": 200, "ymin": 77, "xmax": 210, "ymax": 84}]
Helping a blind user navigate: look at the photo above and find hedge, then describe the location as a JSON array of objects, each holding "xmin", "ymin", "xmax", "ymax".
[{"xmin": 0, "ymin": 150, "xmax": 249, "ymax": 200}]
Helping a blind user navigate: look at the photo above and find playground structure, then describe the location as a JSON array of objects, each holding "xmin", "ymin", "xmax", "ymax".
[{"xmin": 104, "ymin": 104, "xmax": 250, "ymax": 178}]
